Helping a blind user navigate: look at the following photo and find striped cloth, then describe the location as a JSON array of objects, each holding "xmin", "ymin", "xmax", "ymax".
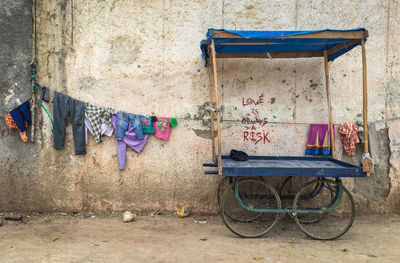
[{"xmin": 85, "ymin": 103, "xmax": 115, "ymax": 143}]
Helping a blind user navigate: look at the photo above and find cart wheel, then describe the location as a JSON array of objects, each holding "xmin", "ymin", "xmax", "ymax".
[
  {"xmin": 217, "ymin": 176, "xmax": 264, "ymax": 209},
  {"xmin": 221, "ymin": 179, "xmax": 281, "ymax": 238},
  {"xmin": 220, "ymin": 177, "xmax": 265, "ymax": 223},
  {"xmin": 280, "ymin": 176, "xmax": 326, "ymax": 224},
  {"xmin": 217, "ymin": 176, "xmax": 232, "ymax": 209},
  {"xmin": 293, "ymin": 179, "xmax": 355, "ymax": 240}
]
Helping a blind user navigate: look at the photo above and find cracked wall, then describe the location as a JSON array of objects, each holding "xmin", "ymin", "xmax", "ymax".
[
  {"xmin": 0, "ymin": 0, "xmax": 44, "ymax": 211},
  {"xmin": 1, "ymin": 0, "xmax": 399, "ymax": 214}
]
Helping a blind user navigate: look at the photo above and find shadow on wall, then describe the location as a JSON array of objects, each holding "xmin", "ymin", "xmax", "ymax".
[{"xmin": 341, "ymin": 126, "xmax": 390, "ymax": 202}]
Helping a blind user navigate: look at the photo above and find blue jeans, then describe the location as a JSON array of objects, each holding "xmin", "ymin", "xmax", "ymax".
[{"xmin": 116, "ymin": 112, "xmax": 144, "ymax": 140}]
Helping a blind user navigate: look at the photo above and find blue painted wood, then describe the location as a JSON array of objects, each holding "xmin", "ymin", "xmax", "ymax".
[
  {"xmin": 222, "ymin": 158, "xmax": 252, "ymax": 168},
  {"xmin": 221, "ymin": 155, "xmax": 366, "ymax": 178},
  {"xmin": 203, "ymin": 163, "xmax": 217, "ymax": 167}
]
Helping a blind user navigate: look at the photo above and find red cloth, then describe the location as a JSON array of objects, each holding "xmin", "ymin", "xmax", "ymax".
[{"xmin": 339, "ymin": 123, "xmax": 359, "ymax": 156}]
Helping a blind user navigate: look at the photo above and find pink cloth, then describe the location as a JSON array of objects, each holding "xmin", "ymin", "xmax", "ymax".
[
  {"xmin": 305, "ymin": 124, "xmax": 335, "ymax": 156},
  {"xmin": 154, "ymin": 117, "xmax": 171, "ymax": 140}
]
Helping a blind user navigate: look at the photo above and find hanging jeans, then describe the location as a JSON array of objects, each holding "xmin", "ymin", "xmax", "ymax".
[
  {"xmin": 115, "ymin": 112, "xmax": 144, "ymax": 140},
  {"xmin": 53, "ymin": 91, "xmax": 86, "ymax": 155},
  {"xmin": 112, "ymin": 115, "xmax": 148, "ymax": 169}
]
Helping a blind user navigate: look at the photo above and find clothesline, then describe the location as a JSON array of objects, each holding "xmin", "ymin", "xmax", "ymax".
[
  {"xmin": 3, "ymin": 86, "xmax": 179, "ymax": 170},
  {"xmin": 218, "ymin": 119, "xmax": 359, "ymax": 126},
  {"xmin": 40, "ymin": 87, "xmax": 178, "ymax": 121}
]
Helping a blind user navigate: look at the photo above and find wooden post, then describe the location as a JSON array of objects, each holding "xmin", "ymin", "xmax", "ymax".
[
  {"xmin": 361, "ymin": 39, "xmax": 371, "ymax": 176},
  {"xmin": 210, "ymin": 39, "xmax": 223, "ymax": 175},
  {"xmin": 323, "ymin": 50, "xmax": 335, "ymax": 158},
  {"xmin": 208, "ymin": 62, "xmax": 216, "ymax": 163}
]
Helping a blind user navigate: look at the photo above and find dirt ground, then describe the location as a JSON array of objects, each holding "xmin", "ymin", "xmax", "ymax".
[{"xmin": 0, "ymin": 213, "xmax": 399, "ymax": 263}]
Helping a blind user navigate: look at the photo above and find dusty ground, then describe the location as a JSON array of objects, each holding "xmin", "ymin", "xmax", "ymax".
[{"xmin": 0, "ymin": 213, "xmax": 399, "ymax": 263}]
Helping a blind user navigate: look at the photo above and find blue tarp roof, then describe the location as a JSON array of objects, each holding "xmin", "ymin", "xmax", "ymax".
[{"xmin": 201, "ymin": 28, "xmax": 368, "ymax": 65}]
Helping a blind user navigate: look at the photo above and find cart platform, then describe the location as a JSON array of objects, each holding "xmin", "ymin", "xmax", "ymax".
[{"xmin": 204, "ymin": 156, "xmax": 366, "ymax": 178}]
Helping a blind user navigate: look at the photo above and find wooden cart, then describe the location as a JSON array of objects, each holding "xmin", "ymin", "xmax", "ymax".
[{"xmin": 201, "ymin": 28, "xmax": 370, "ymax": 240}]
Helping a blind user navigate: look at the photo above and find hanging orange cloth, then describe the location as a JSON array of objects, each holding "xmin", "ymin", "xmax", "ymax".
[
  {"xmin": 339, "ymin": 123, "xmax": 359, "ymax": 156},
  {"xmin": 4, "ymin": 113, "xmax": 28, "ymax": 142}
]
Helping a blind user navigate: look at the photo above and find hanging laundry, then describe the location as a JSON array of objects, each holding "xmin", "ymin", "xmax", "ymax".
[
  {"xmin": 115, "ymin": 112, "xmax": 144, "ymax": 140},
  {"xmin": 305, "ymin": 124, "xmax": 334, "ymax": 156},
  {"xmin": 140, "ymin": 115, "xmax": 155, "ymax": 134},
  {"xmin": 84, "ymin": 113, "xmax": 114, "ymax": 144},
  {"xmin": 4, "ymin": 113, "xmax": 28, "ymax": 142},
  {"xmin": 154, "ymin": 117, "xmax": 178, "ymax": 141},
  {"xmin": 339, "ymin": 123, "xmax": 360, "ymax": 156},
  {"xmin": 53, "ymin": 91, "xmax": 86, "ymax": 155},
  {"xmin": 85, "ymin": 103, "xmax": 115, "ymax": 143},
  {"xmin": 112, "ymin": 114, "xmax": 148, "ymax": 170},
  {"xmin": 41, "ymin": 86, "xmax": 50, "ymax": 102},
  {"xmin": 9, "ymin": 100, "xmax": 31, "ymax": 132}
]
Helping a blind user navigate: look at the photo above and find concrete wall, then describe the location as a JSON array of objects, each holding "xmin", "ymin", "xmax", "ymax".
[
  {"xmin": 1, "ymin": 0, "xmax": 400, "ymax": 213},
  {"xmin": 0, "ymin": 0, "xmax": 40, "ymax": 210}
]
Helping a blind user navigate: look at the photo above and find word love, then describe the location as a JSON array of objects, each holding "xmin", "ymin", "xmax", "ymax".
[
  {"xmin": 242, "ymin": 94, "xmax": 264, "ymax": 107},
  {"xmin": 242, "ymin": 117, "xmax": 268, "ymax": 127},
  {"xmin": 243, "ymin": 129, "xmax": 270, "ymax": 145}
]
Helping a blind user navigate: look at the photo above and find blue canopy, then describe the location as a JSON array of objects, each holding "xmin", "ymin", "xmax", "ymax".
[{"xmin": 201, "ymin": 28, "xmax": 368, "ymax": 66}]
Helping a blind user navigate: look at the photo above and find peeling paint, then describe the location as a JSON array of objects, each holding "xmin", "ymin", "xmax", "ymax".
[{"xmin": 4, "ymin": 88, "xmax": 15, "ymax": 105}]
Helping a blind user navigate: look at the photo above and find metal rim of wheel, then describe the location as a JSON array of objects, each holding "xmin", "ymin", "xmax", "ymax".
[
  {"xmin": 220, "ymin": 178, "xmax": 282, "ymax": 238},
  {"xmin": 280, "ymin": 176, "xmax": 327, "ymax": 224},
  {"xmin": 217, "ymin": 176, "xmax": 229, "ymax": 209},
  {"xmin": 217, "ymin": 176, "xmax": 265, "ymax": 209},
  {"xmin": 293, "ymin": 178, "xmax": 355, "ymax": 240},
  {"xmin": 219, "ymin": 177, "xmax": 265, "ymax": 222}
]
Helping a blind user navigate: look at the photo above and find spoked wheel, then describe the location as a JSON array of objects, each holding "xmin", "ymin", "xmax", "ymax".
[
  {"xmin": 217, "ymin": 176, "xmax": 264, "ymax": 209},
  {"xmin": 220, "ymin": 177, "xmax": 265, "ymax": 222},
  {"xmin": 293, "ymin": 179, "xmax": 355, "ymax": 240},
  {"xmin": 217, "ymin": 176, "xmax": 233, "ymax": 209},
  {"xmin": 221, "ymin": 178, "xmax": 282, "ymax": 238},
  {"xmin": 280, "ymin": 176, "xmax": 326, "ymax": 223}
]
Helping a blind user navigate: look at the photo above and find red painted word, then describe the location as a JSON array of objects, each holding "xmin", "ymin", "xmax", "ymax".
[
  {"xmin": 0, "ymin": 129, "xmax": 18, "ymax": 138},
  {"xmin": 242, "ymin": 94, "xmax": 264, "ymax": 107},
  {"xmin": 243, "ymin": 130, "xmax": 270, "ymax": 145},
  {"xmin": 242, "ymin": 117, "xmax": 268, "ymax": 127}
]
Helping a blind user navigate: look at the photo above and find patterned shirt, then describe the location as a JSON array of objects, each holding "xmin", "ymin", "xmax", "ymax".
[
  {"xmin": 85, "ymin": 103, "xmax": 115, "ymax": 143},
  {"xmin": 339, "ymin": 123, "xmax": 360, "ymax": 156}
]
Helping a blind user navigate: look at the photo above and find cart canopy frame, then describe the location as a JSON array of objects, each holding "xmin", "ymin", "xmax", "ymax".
[{"xmin": 201, "ymin": 28, "xmax": 368, "ymax": 62}]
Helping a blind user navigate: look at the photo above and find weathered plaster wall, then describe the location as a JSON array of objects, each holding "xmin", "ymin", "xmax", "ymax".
[
  {"xmin": 1, "ymin": 0, "xmax": 399, "ymax": 213},
  {"xmin": 0, "ymin": 0, "xmax": 41, "ymax": 210}
]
